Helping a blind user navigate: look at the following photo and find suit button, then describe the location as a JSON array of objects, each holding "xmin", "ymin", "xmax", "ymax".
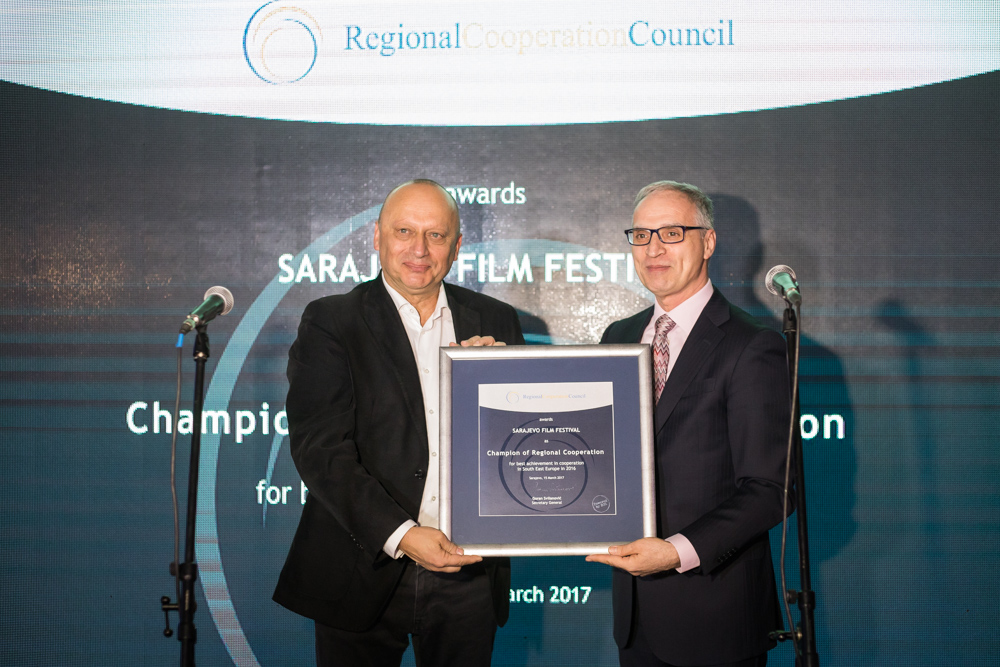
[{"xmin": 415, "ymin": 469, "xmax": 425, "ymax": 479}]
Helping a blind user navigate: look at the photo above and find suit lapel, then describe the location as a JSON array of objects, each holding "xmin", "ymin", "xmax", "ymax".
[
  {"xmin": 445, "ymin": 284, "xmax": 481, "ymax": 341},
  {"xmin": 361, "ymin": 276, "xmax": 427, "ymax": 447},
  {"xmin": 654, "ymin": 290, "xmax": 729, "ymax": 433},
  {"xmin": 618, "ymin": 306, "xmax": 653, "ymax": 345}
]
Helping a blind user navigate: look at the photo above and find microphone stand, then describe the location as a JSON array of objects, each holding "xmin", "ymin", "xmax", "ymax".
[
  {"xmin": 773, "ymin": 306, "xmax": 820, "ymax": 666},
  {"xmin": 161, "ymin": 324, "xmax": 210, "ymax": 666}
]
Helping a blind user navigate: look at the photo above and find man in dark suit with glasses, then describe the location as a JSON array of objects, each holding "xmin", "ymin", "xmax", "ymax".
[{"xmin": 589, "ymin": 181, "xmax": 791, "ymax": 667}]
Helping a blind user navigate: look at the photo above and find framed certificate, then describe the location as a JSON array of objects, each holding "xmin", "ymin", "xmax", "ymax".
[{"xmin": 439, "ymin": 344, "xmax": 656, "ymax": 556}]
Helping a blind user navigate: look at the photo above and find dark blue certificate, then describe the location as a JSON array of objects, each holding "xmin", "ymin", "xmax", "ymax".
[
  {"xmin": 478, "ymin": 383, "xmax": 617, "ymax": 517},
  {"xmin": 440, "ymin": 345, "xmax": 655, "ymax": 556}
]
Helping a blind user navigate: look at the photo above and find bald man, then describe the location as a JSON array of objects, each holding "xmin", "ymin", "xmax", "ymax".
[{"xmin": 274, "ymin": 179, "xmax": 525, "ymax": 666}]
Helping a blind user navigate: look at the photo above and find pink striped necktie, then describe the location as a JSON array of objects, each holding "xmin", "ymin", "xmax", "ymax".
[{"xmin": 652, "ymin": 314, "xmax": 676, "ymax": 401}]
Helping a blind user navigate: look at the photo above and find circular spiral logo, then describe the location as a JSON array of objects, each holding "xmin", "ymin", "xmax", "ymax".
[{"xmin": 244, "ymin": 2, "xmax": 322, "ymax": 84}]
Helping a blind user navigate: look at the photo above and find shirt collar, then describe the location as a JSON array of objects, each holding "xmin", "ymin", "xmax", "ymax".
[
  {"xmin": 651, "ymin": 279, "xmax": 714, "ymax": 331},
  {"xmin": 382, "ymin": 274, "xmax": 450, "ymax": 322}
]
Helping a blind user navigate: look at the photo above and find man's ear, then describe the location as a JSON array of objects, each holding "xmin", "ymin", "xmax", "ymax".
[{"xmin": 703, "ymin": 229, "xmax": 717, "ymax": 260}]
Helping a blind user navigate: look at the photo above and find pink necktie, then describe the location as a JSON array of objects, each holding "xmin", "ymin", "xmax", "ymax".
[{"xmin": 652, "ymin": 314, "xmax": 676, "ymax": 401}]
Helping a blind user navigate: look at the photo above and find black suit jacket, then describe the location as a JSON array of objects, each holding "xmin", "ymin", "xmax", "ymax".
[
  {"xmin": 601, "ymin": 288, "xmax": 790, "ymax": 665},
  {"xmin": 273, "ymin": 276, "xmax": 524, "ymax": 630}
]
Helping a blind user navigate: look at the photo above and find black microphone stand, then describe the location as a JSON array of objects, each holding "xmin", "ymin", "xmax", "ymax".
[
  {"xmin": 772, "ymin": 306, "xmax": 820, "ymax": 666},
  {"xmin": 161, "ymin": 324, "xmax": 210, "ymax": 666}
]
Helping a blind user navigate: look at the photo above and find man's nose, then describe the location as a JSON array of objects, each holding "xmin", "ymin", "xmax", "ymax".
[
  {"xmin": 645, "ymin": 235, "xmax": 667, "ymax": 254},
  {"xmin": 412, "ymin": 234, "xmax": 429, "ymax": 255}
]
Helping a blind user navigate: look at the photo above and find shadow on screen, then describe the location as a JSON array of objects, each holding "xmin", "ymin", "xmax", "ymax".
[
  {"xmin": 709, "ymin": 194, "xmax": 857, "ymax": 584},
  {"xmin": 517, "ymin": 309, "xmax": 552, "ymax": 345},
  {"xmin": 877, "ymin": 298, "xmax": 939, "ymax": 559}
]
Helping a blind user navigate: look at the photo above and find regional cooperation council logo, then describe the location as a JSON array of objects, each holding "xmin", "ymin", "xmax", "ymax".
[{"xmin": 244, "ymin": 2, "xmax": 322, "ymax": 84}]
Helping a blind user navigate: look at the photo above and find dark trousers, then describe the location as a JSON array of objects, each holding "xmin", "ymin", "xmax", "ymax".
[
  {"xmin": 619, "ymin": 599, "xmax": 768, "ymax": 667},
  {"xmin": 315, "ymin": 561, "xmax": 497, "ymax": 667}
]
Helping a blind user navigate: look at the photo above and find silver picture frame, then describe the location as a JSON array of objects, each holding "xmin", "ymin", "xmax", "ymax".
[{"xmin": 439, "ymin": 344, "xmax": 656, "ymax": 556}]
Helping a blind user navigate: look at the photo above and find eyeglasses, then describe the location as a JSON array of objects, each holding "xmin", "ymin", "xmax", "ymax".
[{"xmin": 624, "ymin": 226, "xmax": 706, "ymax": 246}]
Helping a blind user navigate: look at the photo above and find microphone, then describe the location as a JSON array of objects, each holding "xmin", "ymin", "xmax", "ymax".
[
  {"xmin": 765, "ymin": 265, "xmax": 801, "ymax": 306},
  {"xmin": 179, "ymin": 286, "xmax": 235, "ymax": 333}
]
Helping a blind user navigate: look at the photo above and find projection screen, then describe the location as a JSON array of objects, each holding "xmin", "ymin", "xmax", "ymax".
[{"xmin": 2, "ymin": 2, "xmax": 999, "ymax": 665}]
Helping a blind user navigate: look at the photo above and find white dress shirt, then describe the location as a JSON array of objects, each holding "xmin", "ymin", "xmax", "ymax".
[
  {"xmin": 380, "ymin": 277, "xmax": 456, "ymax": 558},
  {"xmin": 640, "ymin": 279, "xmax": 715, "ymax": 573}
]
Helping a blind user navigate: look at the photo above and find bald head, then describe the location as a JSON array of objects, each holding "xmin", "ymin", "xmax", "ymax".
[{"xmin": 378, "ymin": 179, "xmax": 460, "ymax": 232}]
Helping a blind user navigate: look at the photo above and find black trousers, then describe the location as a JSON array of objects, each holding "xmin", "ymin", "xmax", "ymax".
[
  {"xmin": 619, "ymin": 598, "xmax": 768, "ymax": 667},
  {"xmin": 315, "ymin": 561, "xmax": 497, "ymax": 667}
]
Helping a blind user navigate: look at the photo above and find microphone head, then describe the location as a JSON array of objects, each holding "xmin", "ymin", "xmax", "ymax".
[
  {"xmin": 204, "ymin": 286, "xmax": 235, "ymax": 316},
  {"xmin": 765, "ymin": 265, "xmax": 797, "ymax": 296}
]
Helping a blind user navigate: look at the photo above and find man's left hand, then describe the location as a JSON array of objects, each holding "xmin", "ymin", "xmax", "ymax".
[
  {"xmin": 585, "ymin": 538, "xmax": 681, "ymax": 576},
  {"xmin": 451, "ymin": 335, "xmax": 506, "ymax": 347}
]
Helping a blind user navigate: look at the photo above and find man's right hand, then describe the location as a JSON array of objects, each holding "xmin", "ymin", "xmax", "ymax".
[{"xmin": 398, "ymin": 526, "xmax": 483, "ymax": 573}]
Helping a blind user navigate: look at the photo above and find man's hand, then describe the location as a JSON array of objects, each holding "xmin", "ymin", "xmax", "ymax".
[
  {"xmin": 585, "ymin": 538, "xmax": 681, "ymax": 577},
  {"xmin": 450, "ymin": 335, "xmax": 506, "ymax": 347},
  {"xmin": 398, "ymin": 526, "xmax": 483, "ymax": 573}
]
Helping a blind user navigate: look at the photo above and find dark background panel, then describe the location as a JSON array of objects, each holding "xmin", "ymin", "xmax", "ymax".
[{"xmin": 1, "ymin": 70, "xmax": 999, "ymax": 665}]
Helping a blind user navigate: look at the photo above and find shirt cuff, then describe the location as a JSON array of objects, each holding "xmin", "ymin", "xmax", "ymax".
[
  {"xmin": 665, "ymin": 533, "xmax": 700, "ymax": 573},
  {"xmin": 383, "ymin": 520, "xmax": 418, "ymax": 559}
]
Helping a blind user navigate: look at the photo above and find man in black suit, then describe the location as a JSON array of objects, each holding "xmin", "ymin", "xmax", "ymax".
[
  {"xmin": 588, "ymin": 181, "xmax": 790, "ymax": 667},
  {"xmin": 273, "ymin": 179, "xmax": 524, "ymax": 666}
]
